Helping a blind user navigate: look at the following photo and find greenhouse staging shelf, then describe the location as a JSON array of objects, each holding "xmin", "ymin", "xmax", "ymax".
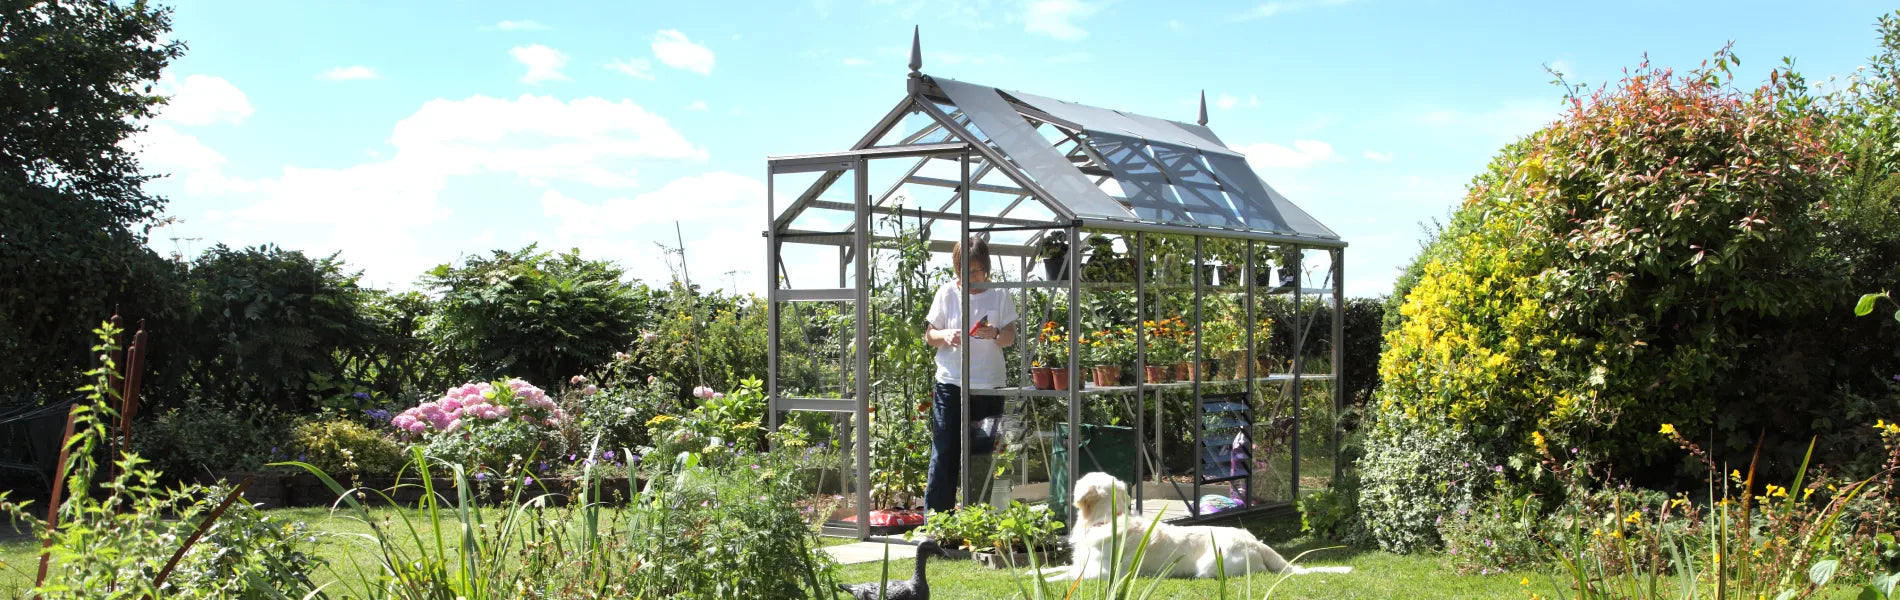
[{"xmin": 969, "ymin": 374, "xmax": 1335, "ymax": 397}]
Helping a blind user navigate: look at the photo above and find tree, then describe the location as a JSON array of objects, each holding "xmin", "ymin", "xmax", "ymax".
[
  {"xmin": 1, "ymin": 0, "xmax": 184, "ymax": 227},
  {"xmin": 0, "ymin": 0, "xmax": 188, "ymax": 400}
]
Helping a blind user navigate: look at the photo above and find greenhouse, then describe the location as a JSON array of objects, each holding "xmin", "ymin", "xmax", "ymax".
[{"xmin": 764, "ymin": 37, "xmax": 1348, "ymax": 540}]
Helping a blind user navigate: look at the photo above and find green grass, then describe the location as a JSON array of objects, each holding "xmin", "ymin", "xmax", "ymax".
[
  {"xmin": 833, "ymin": 516, "xmax": 1554, "ymax": 600},
  {"xmin": 0, "ymin": 506, "xmax": 1541, "ymax": 598}
]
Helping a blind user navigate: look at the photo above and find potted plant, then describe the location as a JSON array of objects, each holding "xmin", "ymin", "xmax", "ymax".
[
  {"xmin": 1203, "ymin": 317, "xmax": 1244, "ymax": 380},
  {"xmin": 1142, "ymin": 318, "xmax": 1178, "ymax": 383},
  {"xmin": 976, "ymin": 501, "xmax": 1067, "ymax": 569},
  {"xmin": 1040, "ymin": 324, "xmax": 1078, "ymax": 390},
  {"xmin": 1031, "ymin": 321, "xmax": 1061, "ymax": 390},
  {"xmin": 1037, "ymin": 230, "xmax": 1069, "ymax": 281},
  {"xmin": 1086, "ymin": 328, "xmax": 1129, "ymax": 388}
]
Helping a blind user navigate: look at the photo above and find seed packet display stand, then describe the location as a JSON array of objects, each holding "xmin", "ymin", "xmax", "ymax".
[{"xmin": 764, "ymin": 34, "xmax": 1348, "ymax": 540}]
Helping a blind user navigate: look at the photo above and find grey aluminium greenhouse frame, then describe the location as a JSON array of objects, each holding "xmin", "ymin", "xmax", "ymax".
[{"xmin": 763, "ymin": 37, "xmax": 1348, "ymax": 540}]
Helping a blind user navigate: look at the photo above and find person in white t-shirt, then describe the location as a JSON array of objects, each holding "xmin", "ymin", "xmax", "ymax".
[{"xmin": 922, "ymin": 236, "xmax": 1020, "ymax": 512}]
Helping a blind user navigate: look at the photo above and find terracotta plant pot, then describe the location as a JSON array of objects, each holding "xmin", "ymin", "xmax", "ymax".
[
  {"xmin": 1050, "ymin": 368, "xmax": 1073, "ymax": 391},
  {"xmin": 1090, "ymin": 365, "xmax": 1121, "ymax": 388},
  {"xmin": 1143, "ymin": 365, "xmax": 1172, "ymax": 384},
  {"xmin": 1030, "ymin": 367, "xmax": 1054, "ymax": 390},
  {"xmin": 1174, "ymin": 361, "xmax": 1201, "ymax": 381}
]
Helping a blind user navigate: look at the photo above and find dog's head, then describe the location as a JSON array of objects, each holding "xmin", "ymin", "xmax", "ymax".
[{"xmin": 1072, "ymin": 471, "xmax": 1129, "ymax": 526}]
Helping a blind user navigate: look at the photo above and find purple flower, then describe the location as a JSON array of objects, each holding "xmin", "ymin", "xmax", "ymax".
[
  {"xmin": 1493, "ymin": 465, "xmax": 1504, "ymax": 473},
  {"xmin": 603, "ymin": 450, "xmax": 615, "ymax": 461},
  {"xmin": 352, "ymin": 391, "xmax": 370, "ymax": 400},
  {"xmin": 523, "ymin": 476, "xmax": 535, "ymax": 486},
  {"xmin": 475, "ymin": 472, "xmax": 487, "ymax": 482}
]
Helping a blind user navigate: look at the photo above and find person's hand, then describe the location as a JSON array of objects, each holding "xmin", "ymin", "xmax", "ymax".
[
  {"xmin": 971, "ymin": 325, "xmax": 998, "ymax": 340},
  {"xmin": 942, "ymin": 328, "xmax": 962, "ymax": 349}
]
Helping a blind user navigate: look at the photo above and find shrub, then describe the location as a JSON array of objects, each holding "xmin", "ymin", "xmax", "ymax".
[
  {"xmin": 134, "ymin": 400, "xmax": 289, "ymax": 479},
  {"xmin": 182, "ymin": 243, "xmax": 377, "ymax": 413},
  {"xmin": 1370, "ymin": 47, "xmax": 1876, "ymax": 546},
  {"xmin": 394, "ymin": 378, "xmax": 569, "ymax": 471},
  {"xmin": 561, "ymin": 368, "xmax": 679, "ymax": 455},
  {"xmin": 1357, "ymin": 415, "xmax": 1488, "ymax": 553},
  {"xmin": 288, "ymin": 417, "xmax": 406, "ymax": 478},
  {"xmin": 1297, "ymin": 487, "xmax": 1356, "ymax": 542},
  {"xmin": 1437, "ymin": 490, "xmax": 1548, "ymax": 574},
  {"xmin": 423, "ymin": 245, "xmax": 645, "ymax": 387}
]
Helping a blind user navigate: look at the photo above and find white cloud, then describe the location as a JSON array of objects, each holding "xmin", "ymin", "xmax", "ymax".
[
  {"xmin": 606, "ymin": 57, "xmax": 655, "ymax": 80},
  {"xmin": 511, "ymin": 44, "xmax": 569, "ymax": 84},
  {"xmin": 1420, "ymin": 101, "xmax": 1561, "ymax": 146},
  {"xmin": 687, "ymin": 100, "xmax": 708, "ymax": 111},
  {"xmin": 1234, "ymin": 140, "xmax": 1336, "ymax": 169},
  {"xmin": 1363, "ymin": 150, "xmax": 1394, "ymax": 162},
  {"xmin": 127, "ymin": 124, "xmax": 224, "ymax": 172},
  {"xmin": 541, "ymin": 172, "xmax": 763, "ymax": 238},
  {"xmin": 651, "ymin": 30, "xmax": 715, "ymax": 75},
  {"xmin": 318, "ymin": 65, "xmax": 380, "ymax": 81},
  {"xmin": 492, "ymin": 20, "xmax": 550, "ymax": 31},
  {"xmin": 1237, "ymin": 0, "xmax": 1356, "ymax": 20},
  {"xmin": 842, "ymin": 57, "xmax": 870, "ymax": 67},
  {"xmin": 1025, "ymin": 0, "xmax": 1101, "ymax": 41},
  {"xmin": 1214, "ymin": 93, "xmax": 1261, "ymax": 110},
  {"xmin": 159, "ymin": 74, "xmax": 253, "ymax": 126},
  {"xmin": 389, "ymin": 94, "xmax": 708, "ymax": 187},
  {"xmin": 157, "ymin": 94, "xmax": 708, "ymax": 287}
]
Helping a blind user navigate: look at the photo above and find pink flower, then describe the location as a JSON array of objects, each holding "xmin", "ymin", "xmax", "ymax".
[
  {"xmin": 712, "ymin": 392, "xmax": 724, "ymax": 400},
  {"xmin": 641, "ymin": 330, "xmax": 657, "ymax": 344},
  {"xmin": 582, "ymin": 384, "xmax": 598, "ymax": 396},
  {"xmin": 615, "ymin": 351, "xmax": 630, "ymax": 361},
  {"xmin": 693, "ymin": 386, "xmax": 713, "ymax": 399},
  {"xmin": 647, "ymin": 375, "xmax": 657, "ymax": 385},
  {"xmin": 570, "ymin": 375, "xmax": 586, "ymax": 385}
]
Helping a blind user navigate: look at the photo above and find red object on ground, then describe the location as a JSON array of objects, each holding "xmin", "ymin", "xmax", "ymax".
[{"xmin": 865, "ymin": 509, "xmax": 926, "ymax": 527}]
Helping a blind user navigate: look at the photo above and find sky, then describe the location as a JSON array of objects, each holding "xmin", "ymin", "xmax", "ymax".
[{"xmin": 134, "ymin": 0, "xmax": 1900, "ymax": 298}]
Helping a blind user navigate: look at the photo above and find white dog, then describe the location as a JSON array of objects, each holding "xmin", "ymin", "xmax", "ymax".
[{"xmin": 1036, "ymin": 472, "xmax": 1351, "ymax": 580}]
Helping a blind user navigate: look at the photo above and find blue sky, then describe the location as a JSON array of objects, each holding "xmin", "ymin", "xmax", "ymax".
[{"xmin": 137, "ymin": 0, "xmax": 1897, "ymax": 297}]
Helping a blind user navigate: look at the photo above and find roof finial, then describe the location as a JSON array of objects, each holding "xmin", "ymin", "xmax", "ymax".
[
  {"xmin": 908, "ymin": 26, "xmax": 922, "ymax": 77},
  {"xmin": 1197, "ymin": 90, "xmax": 1208, "ymax": 126}
]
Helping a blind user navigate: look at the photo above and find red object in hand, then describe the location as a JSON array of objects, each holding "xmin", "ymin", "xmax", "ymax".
[{"xmin": 969, "ymin": 316, "xmax": 989, "ymax": 337}]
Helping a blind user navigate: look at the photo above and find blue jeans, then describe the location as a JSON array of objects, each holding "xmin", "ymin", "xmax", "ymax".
[{"xmin": 924, "ymin": 382, "xmax": 1003, "ymax": 511}]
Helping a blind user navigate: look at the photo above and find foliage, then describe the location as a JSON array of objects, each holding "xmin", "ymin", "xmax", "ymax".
[
  {"xmin": 922, "ymin": 500, "xmax": 1065, "ymax": 554},
  {"xmin": 1296, "ymin": 486, "xmax": 1356, "ymax": 542},
  {"xmin": 0, "ymin": 0, "xmax": 192, "ymax": 404},
  {"xmin": 1035, "ymin": 320, "xmax": 1068, "ymax": 367},
  {"xmin": 182, "ymin": 243, "xmax": 377, "ymax": 413},
  {"xmin": 0, "ymin": 0, "xmax": 182, "ymax": 225},
  {"xmin": 560, "ymin": 363, "xmax": 682, "ymax": 455},
  {"xmin": 1437, "ymin": 491, "xmax": 1547, "ymax": 575},
  {"xmin": 423, "ymin": 245, "xmax": 645, "ymax": 387},
  {"xmin": 399, "ymin": 379, "xmax": 569, "ymax": 472},
  {"xmin": 289, "ymin": 417, "xmax": 407, "ymax": 479},
  {"xmin": 1371, "ymin": 46, "xmax": 1872, "ymax": 541},
  {"xmin": 1544, "ymin": 424, "xmax": 1900, "ymax": 599},
  {"xmin": 860, "ymin": 211, "xmax": 936, "ymax": 508},
  {"xmin": 134, "ymin": 400, "xmax": 290, "ymax": 478},
  {"xmin": 1357, "ymin": 414, "xmax": 1488, "ymax": 553},
  {"xmin": 2, "ymin": 323, "xmax": 322, "ymax": 598}
]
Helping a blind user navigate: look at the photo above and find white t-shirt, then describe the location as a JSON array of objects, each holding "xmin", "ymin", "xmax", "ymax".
[{"xmin": 925, "ymin": 280, "xmax": 1020, "ymax": 389}]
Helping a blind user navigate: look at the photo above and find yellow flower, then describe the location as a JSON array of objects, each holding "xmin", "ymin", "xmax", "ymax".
[
  {"xmin": 645, "ymin": 414, "xmax": 677, "ymax": 427},
  {"xmin": 1765, "ymin": 484, "xmax": 1787, "ymax": 498},
  {"xmin": 1624, "ymin": 511, "xmax": 1642, "ymax": 524},
  {"xmin": 1519, "ymin": 577, "xmax": 1529, "ymax": 587},
  {"xmin": 1530, "ymin": 431, "xmax": 1547, "ymax": 450},
  {"xmin": 1658, "ymin": 423, "xmax": 1677, "ymax": 436}
]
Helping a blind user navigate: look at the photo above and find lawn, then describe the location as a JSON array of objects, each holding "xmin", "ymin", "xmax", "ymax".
[{"xmin": 0, "ymin": 507, "xmax": 1869, "ymax": 599}]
